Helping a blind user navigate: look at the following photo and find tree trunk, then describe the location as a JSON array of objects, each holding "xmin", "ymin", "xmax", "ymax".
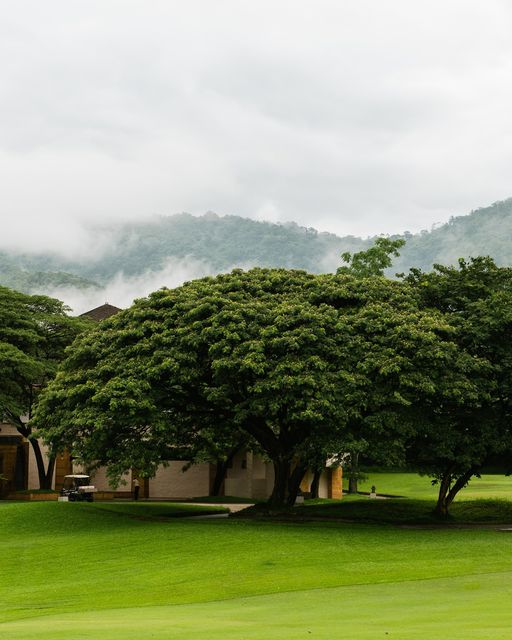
[
  {"xmin": 310, "ymin": 469, "xmax": 321, "ymax": 499},
  {"xmin": 30, "ymin": 438, "xmax": 56, "ymax": 490},
  {"xmin": 269, "ymin": 458, "xmax": 291, "ymax": 507},
  {"xmin": 211, "ymin": 461, "xmax": 228, "ymax": 497},
  {"xmin": 347, "ymin": 451, "xmax": 359, "ymax": 494},
  {"xmin": 268, "ymin": 458, "xmax": 308, "ymax": 507},
  {"xmin": 286, "ymin": 461, "xmax": 308, "ymax": 506},
  {"xmin": 348, "ymin": 475, "xmax": 358, "ymax": 494},
  {"xmin": 12, "ymin": 419, "xmax": 56, "ymax": 491},
  {"xmin": 433, "ymin": 466, "xmax": 477, "ymax": 518},
  {"xmin": 433, "ymin": 469, "xmax": 453, "ymax": 518},
  {"xmin": 211, "ymin": 447, "xmax": 240, "ymax": 496},
  {"xmin": 446, "ymin": 467, "xmax": 477, "ymax": 506}
]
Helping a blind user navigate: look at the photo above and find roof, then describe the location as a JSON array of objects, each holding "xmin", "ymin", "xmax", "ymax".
[{"xmin": 80, "ymin": 303, "xmax": 122, "ymax": 322}]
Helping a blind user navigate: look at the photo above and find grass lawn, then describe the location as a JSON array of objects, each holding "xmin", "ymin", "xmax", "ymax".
[
  {"xmin": 289, "ymin": 496, "xmax": 512, "ymax": 524},
  {"xmin": 88, "ymin": 501, "xmax": 229, "ymax": 518},
  {"xmin": 345, "ymin": 471, "xmax": 512, "ymax": 500},
  {"xmin": 2, "ymin": 501, "xmax": 512, "ymax": 638}
]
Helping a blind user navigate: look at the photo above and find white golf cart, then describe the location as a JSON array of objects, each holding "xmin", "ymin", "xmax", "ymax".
[{"xmin": 60, "ymin": 475, "xmax": 97, "ymax": 502}]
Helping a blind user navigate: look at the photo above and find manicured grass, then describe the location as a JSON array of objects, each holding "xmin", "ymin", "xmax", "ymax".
[
  {"xmin": 89, "ymin": 501, "xmax": 229, "ymax": 518},
  {"xmin": 187, "ymin": 495, "xmax": 258, "ymax": 504},
  {"xmin": 2, "ymin": 502, "xmax": 512, "ymax": 638},
  {"xmin": 291, "ymin": 496, "xmax": 512, "ymax": 524},
  {"xmin": 3, "ymin": 573, "xmax": 512, "ymax": 639},
  {"xmin": 347, "ymin": 471, "xmax": 512, "ymax": 500}
]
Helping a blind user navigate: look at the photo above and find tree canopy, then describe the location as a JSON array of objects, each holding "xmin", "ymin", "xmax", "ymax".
[
  {"xmin": 0, "ymin": 286, "xmax": 89, "ymax": 488},
  {"xmin": 35, "ymin": 268, "xmax": 476, "ymax": 505},
  {"xmin": 403, "ymin": 257, "xmax": 512, "ymax": 515},
  {"xmin": 337, "ymin": 237, "xmax": 406, "ymax": 278}
]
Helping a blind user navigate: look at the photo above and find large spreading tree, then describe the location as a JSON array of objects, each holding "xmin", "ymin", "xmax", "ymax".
[
  {"xmin": 0, "ymin": 286, "xmax": 89, "ymax": 488},
  {"xmin": 35, "ymin": 268, "xmax": 474, "ymax": 505},
  {"xmin": 404, "ymin": 257, "xmax": 512, "ymax": 516}
]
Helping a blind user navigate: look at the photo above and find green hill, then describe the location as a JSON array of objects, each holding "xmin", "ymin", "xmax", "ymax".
[
  {"xmin": 393, "ymin": 198, "xmax": 512, "ymax": 273},
  {"xmin": 0, "ymin": 252, "xmax": 100, "ymax": 294},
  {"xmin": 3, "ymin": 199, "xmax": 512, "ymax": 294},
  {"xmin": 0, "ymin": 213, "xmax": 369, "ymax": 286},
  {"xmin": 81, "ymin": 214, "xmax": 369, "ymax": 280}
]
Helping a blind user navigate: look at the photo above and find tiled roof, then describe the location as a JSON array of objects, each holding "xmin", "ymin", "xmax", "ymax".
[{"xmin": 80, "ymin": 303, "xmax": 122, "ymax": 322}]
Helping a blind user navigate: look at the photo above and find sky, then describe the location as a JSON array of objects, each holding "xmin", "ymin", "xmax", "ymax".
[{"xmin": 2, "ymin": 0, "xmax": 512, "ymax": 257}]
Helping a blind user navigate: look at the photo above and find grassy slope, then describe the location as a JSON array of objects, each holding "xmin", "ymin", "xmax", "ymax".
[
  {"xmin": 349, "ymin": 471, "xmax": 512, "ymax": 500},
  {"xmin": 292, "ymin": 495, "xmax": 512, "ymax": 524},
  {"xmin": 2, "ymin": 501, "xmax": 512, "ymax": 639},
  {"xmin": 275, "ymin": 472, "xmax": 512, "ymax": 524}
]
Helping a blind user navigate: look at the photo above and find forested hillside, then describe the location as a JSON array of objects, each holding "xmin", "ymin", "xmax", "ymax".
[
  {"xmin": 0, "ymin": 252, "xmax": 99, "ymax": 294},
  {"xmin": 3, "ymin": 199, "xmax": 512, "ymax": 295},
  {"xmin": 73, "ymin": 213, "xmax": 368, "ymax": 280},
  {"xmin": 393, "ymin": 199, "xmax": 512, "ymax": 273},
  {"xmin": 1, "ymin": 213, "xmax": 368, "ymax": 289}
]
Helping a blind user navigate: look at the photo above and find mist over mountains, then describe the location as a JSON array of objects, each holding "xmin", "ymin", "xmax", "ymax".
[{"xmin": 2, "ymin": 198, "xmax": 512, "ymax": 313}]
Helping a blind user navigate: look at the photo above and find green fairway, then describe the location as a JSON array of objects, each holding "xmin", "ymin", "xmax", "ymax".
[
  {"xmin": 3, "ymin": 571, "xmax": 512, "ymax": 640},
  {"xmin": 2, "ymin": 502, "xmax": 512, "ymax": 638},
  {"xmin": 347, "ymin": 471, "xmax": 512, "ymax": 500}
]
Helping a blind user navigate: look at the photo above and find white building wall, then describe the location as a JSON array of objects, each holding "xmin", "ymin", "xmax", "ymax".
[
  {"xmin": 318, "ymin": 471, "xmax": 329, "ymax": 498},
  {"xmin": 224, "ymin": 450, "xmax": 251, "ymax": 498},
  {"xmin": 89, "ymin": 467, "xmax": 132, "ymax": 492},
  {"xmin": 149, "ymin": 461, "xmax": 210, "ymax": 498},
  {"xmin": 298, "ymin": 468, "xmax": 333, "ymax": 499}
]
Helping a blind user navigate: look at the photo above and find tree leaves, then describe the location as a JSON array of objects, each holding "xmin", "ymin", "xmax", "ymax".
[{"xmin": 34, "ymin": 267, "xmax": 473, "ymax": 504}]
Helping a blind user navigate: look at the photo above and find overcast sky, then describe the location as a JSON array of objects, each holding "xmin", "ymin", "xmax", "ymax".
[{"xmin": 1, "ymin": 0, "xmax": 512, "ymax": 256}]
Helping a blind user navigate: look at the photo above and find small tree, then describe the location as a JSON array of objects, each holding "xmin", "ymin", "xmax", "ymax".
[
  {"xmin": 0, "ymin": 286, "xmax": 88, "ymax": 489},
  {"xmin": 337, "ymin": 237, "xmax": 406, "ymax": 278}
]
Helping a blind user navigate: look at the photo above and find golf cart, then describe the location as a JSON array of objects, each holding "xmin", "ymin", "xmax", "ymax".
[{"xmin": 60, "ymin": 475, "xmax": 97, "ymax": 502}]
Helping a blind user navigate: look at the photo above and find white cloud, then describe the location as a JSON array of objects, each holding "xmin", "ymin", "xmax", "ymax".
[
  {"xmin": 45, "ymin": 256, "xmax": 214, "ymax": 315},
  {"xmin": 1, "ymin": 0, "xmax": 512, "ymax": 252}
]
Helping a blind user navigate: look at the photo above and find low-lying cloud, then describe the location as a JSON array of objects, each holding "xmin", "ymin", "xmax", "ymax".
[{"xmin": 46, "ymin": 257, "xmax": 216, "ymax": 315}]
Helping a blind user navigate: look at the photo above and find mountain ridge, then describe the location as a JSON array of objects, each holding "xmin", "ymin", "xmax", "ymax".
[{"xmin": 3, "ymin": 198, "xmax": 512, "ymax": 295}]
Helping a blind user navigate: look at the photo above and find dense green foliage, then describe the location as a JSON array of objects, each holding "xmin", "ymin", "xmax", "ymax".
[
  {"xmin": 27, "ymin": 238, "xmax": 512, "ymax": 512},
  {"xmin": 337, "ymin": 237, "xmax": 407, "ymax": 493},
  {"xmin": 403, "ymin": 257, "xmax": 512, "ymax": 515},
  {"xmin": 2, "ymin": 502, "xmax": 512, "ymax": 638},
  {"xmin": 35, "ymin": 267, "xmax": 480, "ymax": 506},
  {"xmin": 0, "ymin": 286, "xmax": 89, "ymax": 488}
]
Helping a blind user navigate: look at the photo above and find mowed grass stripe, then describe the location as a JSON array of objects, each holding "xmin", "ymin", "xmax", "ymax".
[
  {"xmin": 2, "ymin": 502, "xmax": 512, "ymax": 626},
  {"xmin": 2, "ymin": 571, "xmax": 512, "ymax": 640}
]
